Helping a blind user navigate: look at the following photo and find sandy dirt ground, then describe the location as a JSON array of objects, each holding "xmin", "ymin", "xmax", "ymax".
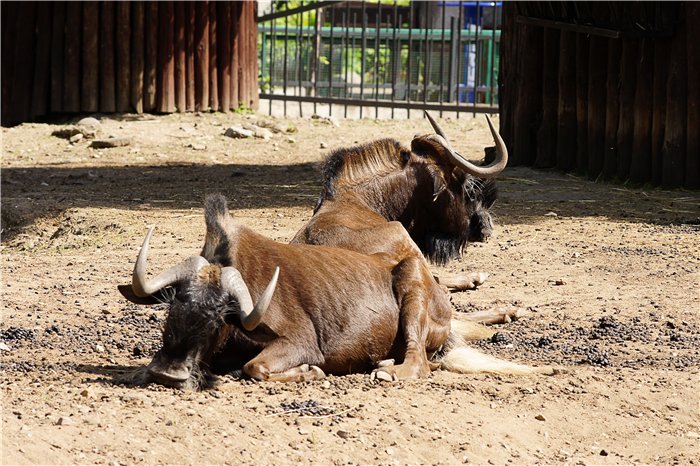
[{"xmin": 2, "ymin": 112, "xmax": 699, "ymax": 465}]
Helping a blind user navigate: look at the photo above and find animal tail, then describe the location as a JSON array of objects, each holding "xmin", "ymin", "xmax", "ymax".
[
  {"xmin": 437, "ymin": 330, "xmax": 557, "ymax": 376},
  {"xmin": 202, "ymin": 193, "xmax": 236, "ymax": 261}
]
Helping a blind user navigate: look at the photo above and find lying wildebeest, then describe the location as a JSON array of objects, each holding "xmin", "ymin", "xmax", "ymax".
[
  {"xmin": 292, "ymin": 112, "xmax": 504, "ymax": 292},
  {"xmin": 119, "ymin": 194, "xmax": 552, "ymax": 389}
]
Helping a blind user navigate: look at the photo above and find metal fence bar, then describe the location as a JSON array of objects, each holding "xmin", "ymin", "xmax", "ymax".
[
  {"xmin": 283, "ymin": 11, "xmax": 288, "ymax": 116},
  {"xmin": 297, "ymin": 5, "xmax": 303, "ymax": 117},
  {"xmin": 456, "ymin": 1, "xmax": 463, "ymax": 119},
  {"xmin": 374, "ymin": 4, "xmax": 381, "ymax": 118},
  {"xmin": 359, "ymin": 8, "xmax": 366, "ymax": 118},
  {"xmin": 328, "ymin": 4, "xmax": 335, "ymax": 116},
  {"xmin": 439, "ymin": 3, "xmax": 446, "ymax": 117},
  {"xmin": 407, "ymin": 2, "xmax": 413, "ymax": 118}
]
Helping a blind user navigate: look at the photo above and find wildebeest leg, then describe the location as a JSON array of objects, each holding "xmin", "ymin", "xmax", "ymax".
[
  {"xmin": 243, "ymin": 341, "xmax": 325, "ymax": 382},
  {"xmin": 460, "ymin": 305, "xmax": 530, "ymax": 325},
  {"xmin": 434, "ymin": 271, "xmax": 489, "ymax": 291},
  {"xmin": 373, "ymin": 258, "xmax": 451, "ymax": 381}
]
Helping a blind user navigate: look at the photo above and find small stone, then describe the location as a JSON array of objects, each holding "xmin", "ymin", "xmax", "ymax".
[
  {"xmin": 287, "ymin": 136, "xmax": 296, "ymax": 144},
  {"xmin": 386, "ymin": 447, "xmax": 395, "ymax": 455},
  {"xmin": 69, "ymin": 133, "xmax": 84, "ymax": 144},
  {"xmin": 224, "ymin": 126, "xmax": 253, "ymax": 139},
  {"xmin": 91, "ymin": 137, "xmax": 132, "ymax": 148},
  {"xmin": 535, "ymin": 414, "xmax": 546, "ymax": 421},
  {"xmin": 245, "ymin": 126, "xmax": 272, "ymax": 140},
  {"xmin": 56, "ymin": 416, "xmax": 75, "ymax": 426},
  {"xmin": 298, "ymin": 427, "xmax": 310, "ymax": 435},
  {"xmin": 189, "ymin": 142, "xmax": 207, "ymax": 151},
  {"xmin": 337, "ymin": 430, "xmax": 351, "ymax": 439},
  {"xmin": 80, "ymin": 389, "xmax": 89, "ymax": 398},
  {"xmin": 686, "ymin": 431, "xmax": 700, "ymax": 439},
  {"xmin": 600, "ymin": 449, "xmax": 609, "ymax": 456},
  {"xmin": 320, "ymin": 142, "xmax": 328, "ymax": 149},
  {"xmin": 544, "ymin": 212, "xmax": 558, "ymax": 217},
  {"xmin": 77, "ymin": 117, "xmax": 101, "ymax": 133},
  {"xmin": 94, "ymin": 344, "xmax": 105, "ymax": 353},
  {"xmin": 0, "ymin": 342, "xmax": 10, "ymax": 351},
  {"xmin": 321, "ymin": 380, "xmax": 331, "ymax": 389},
  {"xmin": 554, "ymin": 279, "xmax": 566, "ymax": 286}
]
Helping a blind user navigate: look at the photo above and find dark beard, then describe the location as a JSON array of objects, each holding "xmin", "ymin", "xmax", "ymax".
[{"xmin": 423, "ymin": 233, "xmax": 466, "ymax": 266}]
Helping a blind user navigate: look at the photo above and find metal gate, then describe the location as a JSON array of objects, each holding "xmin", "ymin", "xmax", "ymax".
[{"xmin": 257, "ymin": 1, "xmax": 501, "ymax": 119}]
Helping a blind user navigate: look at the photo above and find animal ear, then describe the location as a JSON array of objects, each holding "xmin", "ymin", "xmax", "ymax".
[
  {"xmin": 432, "ymin": 171, "xmax": 447, "ymax": 201},
  {"xmin": 117, "ymin": 285, "xmax": 162, "ymax": 305}
]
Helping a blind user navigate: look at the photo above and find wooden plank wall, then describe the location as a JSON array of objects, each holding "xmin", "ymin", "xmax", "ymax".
[
  {"xmin": 1, "ymin": 0, "xmax": 258, "ymax": 127},
  {"xmin": 499, "ymin": 2, "xmax": 699, "ymax": 189}
]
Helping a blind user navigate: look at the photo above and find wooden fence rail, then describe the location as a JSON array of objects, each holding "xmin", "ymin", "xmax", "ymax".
[
  {"xmin": 499, "ymin": 2, "xmax": 699, "ymax": 189},
  {"xmin": 1, "ymin": 0, "xmax": 258, "ymax": 127}
]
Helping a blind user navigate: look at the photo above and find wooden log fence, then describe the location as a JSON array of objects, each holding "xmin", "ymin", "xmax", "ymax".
[
  {"xmin": 500, "ymin": 2, "xmax": 699, "ymax": 189},
  {"xmin": 1, "ymin": 0, "xmax": 258, "ymax": 127}
]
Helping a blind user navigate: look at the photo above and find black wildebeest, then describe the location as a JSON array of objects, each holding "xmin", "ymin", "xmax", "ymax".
[
  {"xmin": 119, "ymin": 195, "xmax": 553, "ymax": 389},
  {"xmin": 292, "ymin": 112, "xmax": 505, "ymax": 293}
]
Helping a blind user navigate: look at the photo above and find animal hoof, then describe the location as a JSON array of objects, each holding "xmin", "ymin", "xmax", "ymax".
[
  {"xmin": 474, "ymin": 272, "xmax": 489, "ymax": 286},
  {"xmin": 373, "ymin": 370, "xmax": 395, "ymax": 382},
  {"xmin": 309, "ymin": 365, "xmax": 326, "ymax": 378}
]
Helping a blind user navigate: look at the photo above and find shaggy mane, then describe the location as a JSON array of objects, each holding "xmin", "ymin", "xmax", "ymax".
[{"xmin": 319, "ymin": 138, "xmax": 408, "ymax": 198}]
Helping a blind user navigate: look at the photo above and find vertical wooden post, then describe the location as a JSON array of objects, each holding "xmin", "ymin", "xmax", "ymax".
[
  {"xmin": 535, "ymin": 28, "xmax": 560, "ymax": 168},
  {"xmin": 218, "ymin": 2, "xmax": 231, "ymax": 112},
  {"xmin": 587, "ymin": 36, "xmax": 608, "ymax": 179},
  {"xmin": 498, "ymin": 3, "xmax": 515, "ymax": 155},
  {"xmin": 575, "ymin": 33, "xmax": 589, "ymax": 175},
  {"xmin": 686, "ymin": 3, "xmax": 700, "ymax": 188},
  {"xmin": 64, "ymin": 2, "xmax": 82, "ymax": 112},
  {"xmin": 231, "ymin": 1, "xmax": 241, "ymax": 108},
  {"xmin": 602, "ymin": 39, "xmax": 621, "ymax": 180},
  {"xmin": 115, "ymin": 1, "xmax": 131, "ymax": 112},
  {"xmin": 650, "ymin": 38, "xmax": 670, "ymax": 186},
  {"xmin": 555, "ymin": 30, "xmax": 576, "ymax": 172},
  {"xmin": 1, "ymin": 2, "xmax": 18, "ymax": 122},
  {"xmin": 511, "ymin": 21, "xmax": 543, "ymax": 166},
  {"xmin": 185, "ymin": 1, "xmax": 196, "ymax": 112},
  {"xmin": 82, "ymin": 2, "xmax": 99, "ymax": 112},
  {"xmin": 616, "ymin": 39, "xmax": 639, "ymax": 181},
  {"xmin": 31, "ymin": 2, "xmax": 53, "ymax": 119},
  {"xmin": 209, "ymin": 1, "xmax": 219, "ymax": 111},
  {"xmin": 8, "ymin": 3, "xmax": 36, "ymax": 124},
  {"xmin": 131, "ymin": 1, "xmax": 144, "ymax": 113},
  {"xmin": 157, "ymin": 1, "xmax": 175, "ymax": 113},
  {"xmin": 195, "ymin": 1, "xmax": 209, "ymax": 111},
  {"xmin": 248, "ymin": 1, "xmax": 259, "ymax": 110},
  {"xmin": 629, "ymin": 38, "xmax": 654, "ymax": 184},
  {"xmin": 100, "ymin": 1, "xmax": 116, "ymax": 113},
  {"xmin": 174, "ymin": 1, "xmax": 187, "ymax": 112},
  {"xmin": 50, "ymin": 2, "xmax": 66, "ymax": 113},
  {"xmin": 662, "ymin": 14, "xmax": 687, "ymax": 188},
  {"xmin": 238, "ymin": 1, "xmax": 250, "ymax": 109},
  {"xmin": 143, "ymin": 1, "xmax": 158, "ymax": 112}
]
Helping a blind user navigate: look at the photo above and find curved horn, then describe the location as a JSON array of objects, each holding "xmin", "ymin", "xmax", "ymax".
[
  {"xmin": 220, "ymin": 266, "xmax": 280, "ymax": 331},
  {"xmin": 131, "ymin": 225, "xmax": 210, "ymax": 297},
  {"xmin": 423, "ymin": 111, "xmax": 508, "ymax": 178}
]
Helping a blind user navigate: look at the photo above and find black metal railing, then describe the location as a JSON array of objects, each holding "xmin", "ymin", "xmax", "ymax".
[{"xmin": 258, "ymin": 1, "xmax": 501, "ymax": 118}]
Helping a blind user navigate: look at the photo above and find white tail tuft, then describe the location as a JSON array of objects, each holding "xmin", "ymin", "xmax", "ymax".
[
  {"xmin": 440, "ymin": 346, "xmax": 556, "ymax": 376},
  {"xmin": 450, "ymin": 319, "xmax": 496, "ymax": 341}
]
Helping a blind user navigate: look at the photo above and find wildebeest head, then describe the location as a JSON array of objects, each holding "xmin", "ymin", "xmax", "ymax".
[
  {"xmin": 408, "ymin": 112, "xmax": 505, "ymax": 264},
  {"xmin": 118, "ymin": 226, "xmax": 278, "ymax": 389}
]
